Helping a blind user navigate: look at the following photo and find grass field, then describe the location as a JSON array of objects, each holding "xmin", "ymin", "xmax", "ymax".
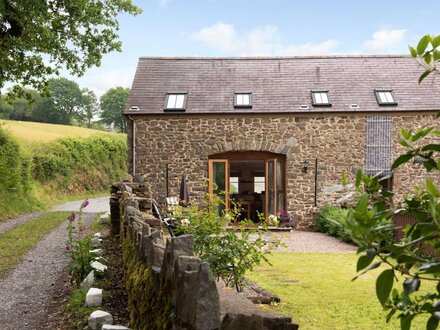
[
  {"xmin": 0, "ymin": 119, "xmax": 116, "ymax": 144},
  {"xmin": 248, "ymin": 252, "xmax": 432, "ymax": 330}
]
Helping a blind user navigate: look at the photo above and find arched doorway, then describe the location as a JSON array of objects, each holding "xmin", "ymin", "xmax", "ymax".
[{"xmin": 208, "ymin": 151, "xmax": 286, "ymax": 221}]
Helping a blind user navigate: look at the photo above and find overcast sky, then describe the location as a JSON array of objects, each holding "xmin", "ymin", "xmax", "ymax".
[{"xmin": 72, "ymin": 0, "xmax": 440, "ymax": 97}]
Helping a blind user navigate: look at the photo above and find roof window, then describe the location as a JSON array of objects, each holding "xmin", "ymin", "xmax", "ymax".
[
  {"xmin": 375, "ymin": 90, "xmax": 397, "ymax": 106},
  {"xmin": 311, "ymin": 90, "xmax": 331, "ymax": 106},
  {"xmin": 234, "ymin": 92, "xmax": 252, "ymax": 108},
  {"xmin": 164, "ymin": 93, "xmax": 187, "ymax": 111}
]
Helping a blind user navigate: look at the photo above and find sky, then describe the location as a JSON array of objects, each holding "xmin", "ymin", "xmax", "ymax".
[{"xmin": 72, "ymin": 0, "xmax": 440, "ymax": 97}]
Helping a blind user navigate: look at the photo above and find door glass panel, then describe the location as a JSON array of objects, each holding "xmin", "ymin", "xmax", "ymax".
[
  {"xmin": 210, "ymin": 160, "xmax": 228, "ymax": 214},
  {"xmin": 266, "ymin": 160, "xmax": 275, "ymax": 215},
  {"xmin": 276, "ymin": 160, "xmax": 284, "ymax": 213}
]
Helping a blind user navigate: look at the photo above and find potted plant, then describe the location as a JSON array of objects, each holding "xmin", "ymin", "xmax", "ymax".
[{"xmin": 277, "ymin": 210, "xmax": 290, "ymax": 222}]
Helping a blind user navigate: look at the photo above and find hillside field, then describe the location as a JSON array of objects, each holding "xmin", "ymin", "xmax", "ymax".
[
  {"xmin": 0, "ymin": 120, "xmax": 127, "ymax": 220},
  {"xmin": 0, "ymin": 119, "xmax": 118, "ymax": 144}
]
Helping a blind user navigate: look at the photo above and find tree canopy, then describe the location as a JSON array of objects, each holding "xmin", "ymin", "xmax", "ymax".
[
  {"xmin": 0, "ymin": 0, "xmax": 141, "ymax": 98},
  {"xmin": 100, "ymin": 86, "xmax": 130, "ymax": 132}
]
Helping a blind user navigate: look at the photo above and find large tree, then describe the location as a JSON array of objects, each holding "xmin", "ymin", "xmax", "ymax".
[
  {"xmin": 80, "ymin": 88, "xmax": 99, "ymax": 128},
  {"xmin": 32, "ymin": 77, "xmax": 85, "ymax": 124},
  {"xmin": 100, "ymin": 86, "xmax": 130, "ymax": 132},
  {"xmin": 0, "ymin": 0, "xmax": 141, "ymax": 98}
]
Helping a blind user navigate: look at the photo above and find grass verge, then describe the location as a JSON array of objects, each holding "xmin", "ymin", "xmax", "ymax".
[
  {"xmin": 248, "ymin": 252, "xmax": 432, "ymax": 330},
  {"xmin": 0, "ymin": 211, "xmax": 70, "ymax": 277}
]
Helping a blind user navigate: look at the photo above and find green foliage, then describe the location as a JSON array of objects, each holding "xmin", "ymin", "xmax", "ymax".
[
  {"xmin": 32, "ymin": 134, "xmax": 126, "ymax": 191},
  {"xmin": 409, "ymin": 34, "xmax": 440, "ymax": 83},
  {"xmin": 0, "ymin": 0, "xmax": 142, "ymax": 99},
  {"xmin": 342, "ymin": 134, "xmax": 440, "ymax": 328},
  {"xmin": 65, "ymin": 287, "xmax": 95, "ymax": 329},
  {"xmin": 100, "ymin": 87, "xmax": 131, "ymax": 132},
  {"xmin": 175, "ymin": 195, "xmax": 282, "ymax": 292},
  {"xmin": 316, "ymin": 205, "xmax": 353, "ymax": 243},
  {"xmin": 0, "ymin": 126, "xmax": 30, "ymax": 194}
]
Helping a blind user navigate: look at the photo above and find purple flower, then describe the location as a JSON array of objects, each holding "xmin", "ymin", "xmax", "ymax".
[
  {"xmin": 81, "ymin": 199, "xmax": 90, "ymax": 208},
  {"xmin": 68, "ymin": 212, "xmax": 76, "ymax": 222},
  {"xmin": 65, "ymin": 246, "xmax": 70, "ymax": 251}
]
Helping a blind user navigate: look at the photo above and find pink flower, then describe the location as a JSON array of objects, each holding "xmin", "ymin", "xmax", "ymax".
[
  {"xmin": 81, "ymin": 199, "xmax": 90, "ymax": 208},
  {"xmin": 68, "ymin": 212, "xmax": 76, "ymax": 222}
]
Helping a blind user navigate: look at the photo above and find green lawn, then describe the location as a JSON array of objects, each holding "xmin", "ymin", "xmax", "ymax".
[
  {"xmin": 248, "ymin": 252, "xmax": 431, "ymax": 330},
  {"xmin": 0, "ymin": 211, "xmax": 70, "ymax": 277}
]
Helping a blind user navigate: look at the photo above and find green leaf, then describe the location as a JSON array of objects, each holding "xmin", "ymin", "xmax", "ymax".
[
  {"xmin": 425, "ymin": 53, "xmax": 432, "ymax": 64},
  {"xmin": 376, "ymin": 269, "xmax": 394, "ymax": 306},
  {"xmin": 357, "ymin": 249, "xmax": 376, "ymax": 272},
  {"xmin": 355, "ymin": 170, "xmax": 363, "ymax": 187},
  {"xmin": 434, "ymin": 49, "xmax": 440, "ymax": 62},
  {"xmin": 401, "ymin": 128, "xmax": 411, "ymax": 139},
  {"xmin": 403, "ymin": 277, "xmax": 421, "ymax": 295},
  {"xmin": 409, "ymin": 45, "xmax": 418, "ymax": 58},
  {"xmin": 419, "ymin": 262, "xmax": 440, "ymax": 274},
  {"xmin": 391, "ymin": 153, "xmax": 414, "ymax": 170},
  {"xmin": 427, "ymin": 316, "xmax": 439, "ymax": 330},
  {"xmin": 417, "ymin": 35, "xmax": 431, "ymax": 55},
  {"xmin": 401, "ymin": 314, "xmax": 415, "ymax": 330},
  {"xmin": 352, "ymin": 261, "xmax": 382, "ymax": 281},
  {"xmin": 422, "ymin": 144, "xmax": 440, "ymax": 152},
  {"xmin": 419, "ymin": 70, "xmax": 431, "ymax": 84},
  {"xmin": 432, "ymin": 35, "xmax": 440, "ymax": 48},
  {"xmin": 426, "ymin": 179, "xmax": 439, "ymax": 197}
]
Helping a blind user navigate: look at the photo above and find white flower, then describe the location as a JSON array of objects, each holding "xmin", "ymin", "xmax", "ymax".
[
  {"xmin": 180, "ymin": 218, "xmax": 190, "ymax": 227},
  {"xmin": 267, "ymin": 214, "xmax": 279, "ymax": 226}
]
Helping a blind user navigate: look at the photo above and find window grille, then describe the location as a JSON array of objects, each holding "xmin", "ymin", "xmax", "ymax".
[{"xmin": 365, "ymin": 116, "xmax": 393, "ymax": 177}]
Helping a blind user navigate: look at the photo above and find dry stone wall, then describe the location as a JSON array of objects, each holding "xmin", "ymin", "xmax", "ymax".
[
  {"xmin": 126, "ymin": 112, "xmax": 438, "ymax": 229},
  {"xmin": 112, "ymin": 180, "xmax": 299, "ymax": 330}
]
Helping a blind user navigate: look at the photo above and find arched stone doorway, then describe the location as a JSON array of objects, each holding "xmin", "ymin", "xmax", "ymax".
[{"xmin": 208, "ymin": 151, "xmax": 286, "ymax": 221}]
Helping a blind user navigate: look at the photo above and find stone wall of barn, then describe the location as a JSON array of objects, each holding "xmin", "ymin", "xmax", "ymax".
[{"xmin": 126, "ymin": 112, "xmax": 438, "ymax": 230}]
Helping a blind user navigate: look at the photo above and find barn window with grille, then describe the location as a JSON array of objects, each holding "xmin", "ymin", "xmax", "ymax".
[{"xmin": 365, "ymin": 116, "xmax": 393, "ymax": 190}]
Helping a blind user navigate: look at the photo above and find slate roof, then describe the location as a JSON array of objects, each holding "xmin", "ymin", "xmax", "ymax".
[{"xmin": 125, "ymin": 56, "xmax": 440, "ymax": 115}]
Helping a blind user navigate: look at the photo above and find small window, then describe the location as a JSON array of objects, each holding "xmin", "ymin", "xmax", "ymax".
[
  {"xmin": 165, "ymin": 93, "xmax": 187, "ymax": 111},
  {"xmin": 234, "ymin": 93, "xmax": 252, "ymax": 108},
  {"xmin": 375, "ymin": 90, "xmax": 397, "ymax": 105},
  {"xmin": 254, "ymin": 176, "xmax": 265, "ymax": 193},
  {"xmin": 230, "ymin": 177, "xmax": 239, "ymax": 193},
  {"xmin": 311, "ymin": 90, "xmax": 331, "ymax": 106}
]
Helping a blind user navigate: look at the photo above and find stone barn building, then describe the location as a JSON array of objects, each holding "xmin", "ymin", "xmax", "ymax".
[{"xmin": 124, "ymin": 56, "xmax": 439, "ymax": 229}]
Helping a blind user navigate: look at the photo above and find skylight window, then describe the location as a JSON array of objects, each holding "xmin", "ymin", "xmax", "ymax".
[
  {"xmin": 165, "ymin": 93, "xmax": 187, "ymax": 111},
  {"xmin": 311, "ymin": 90, "xmax": 331, "ymax": 106},
  {"xmin": 234, "ymin": 93, "xmax": 252, "ymax": 108},
  {"xmin": 375, "ymin": 90, "xmax": 397, "ymax": 105}
]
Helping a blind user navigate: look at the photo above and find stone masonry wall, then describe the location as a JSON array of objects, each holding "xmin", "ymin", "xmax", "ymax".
[{"xmin": 127, "ymin": 112, "xmax": 438, "ymax": 230}]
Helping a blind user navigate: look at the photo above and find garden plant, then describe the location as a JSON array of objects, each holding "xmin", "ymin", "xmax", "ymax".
[{"xmin": 342, "ymin": 34, "xmax": 440, "ymax": 330}]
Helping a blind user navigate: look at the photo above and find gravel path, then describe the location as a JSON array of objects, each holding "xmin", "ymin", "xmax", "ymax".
[
  {"xmin": 52, "ymin": 196, "xmax": 110, "ymax": 213},
  {"xmin": 0, "ymin": 211, "xmax": 47, "ymax": 236},
  {"xmin": 0, "ymin": 213, "xmax": 97, "ymax": 330},
  {"xmin": 261, "ymin": 231, "xmax": 357, "ymax": 253}
]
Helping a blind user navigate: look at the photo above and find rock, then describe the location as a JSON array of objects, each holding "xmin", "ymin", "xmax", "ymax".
[
  {"xmin": 90, "ymin": 261, "xmax": 108, "ymax": 273},
  {"xmin": 90, "ymin": 248, "xmax": 104, "ymax": 256},
  {"xmin": 98, "ymin": 216, "xmax": 109, "ymax": 224},
  {"xmin": 80, "ymin": 270, "xmax": 95, "ymax": 290},
  {"xmin": 85, "ymin": 287, "xmax": 103, "ymax": 307},
  {"xmin": 102, "ymin": 325, "xmax": 131, "ymax": 330},
  {"xmin": 94, "ymin": 232, "xmax": 102, "ymax": 238},
  {"xmin": 88, "ymin": 310, "xmax": 113, "ymax": 330}
]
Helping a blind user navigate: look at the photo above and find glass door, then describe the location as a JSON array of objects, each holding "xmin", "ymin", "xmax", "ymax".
[
  {"xmin": 265, "ymin": 158, "xmax": 285, "ymax": 216},
  {"xmin": 265, "ymin": 159, "xmax": 276, "ymax": 216},
  {"xmin": 208, "ymin": 159, "xmax": 229, "ymax": 214}
]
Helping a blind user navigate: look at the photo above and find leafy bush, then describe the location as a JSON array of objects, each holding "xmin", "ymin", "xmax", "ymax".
[
  {"xmin": 175, "ymin": 195, "xmax": 282, "ymax": 292},
  {"xmin": 316, "ymin": 205, "xmax": 352, "ymax": 242}
]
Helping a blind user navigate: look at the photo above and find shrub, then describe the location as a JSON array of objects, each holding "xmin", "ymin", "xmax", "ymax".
[
  {"xmin": 316, "ymin": 205, "xmax": 352, "ymax": 242},
  {"xmin": 175, "ymin": 195, "xmax": 282, "ymax": 292}
]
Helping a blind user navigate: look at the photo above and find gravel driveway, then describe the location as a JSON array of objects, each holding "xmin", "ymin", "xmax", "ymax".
[
  {"xmin": 0, "ymin": 211, "xmax": 47, "ymax": 236},
  {"xmin": 260, "ymin": 231, "xmax": 356, "ymax": 253},
  {"xmin": 0, "ymin": 213, "xmax": 97, "ymax": 330}
]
